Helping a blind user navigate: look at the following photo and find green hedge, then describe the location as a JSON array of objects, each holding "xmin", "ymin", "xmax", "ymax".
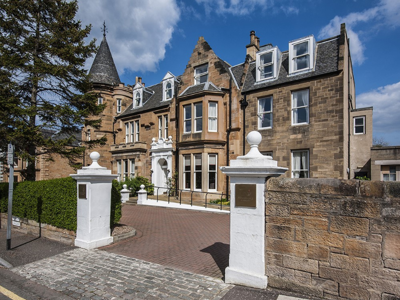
[{"xmin": 0, "ymin": 178, "xmax": 121, "ymax": 231}]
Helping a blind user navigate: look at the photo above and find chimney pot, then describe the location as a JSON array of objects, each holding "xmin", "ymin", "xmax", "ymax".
[{"xmin": 250, "ymin": 30, "xmax": 256, "ymax": 45}]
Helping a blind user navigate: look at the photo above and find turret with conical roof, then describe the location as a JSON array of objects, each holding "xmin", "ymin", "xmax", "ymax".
[{"xmin": 89, "ymin": 26, "xmax": 121, "ymax": 85}]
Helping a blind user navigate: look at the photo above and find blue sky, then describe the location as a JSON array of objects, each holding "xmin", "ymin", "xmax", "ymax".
[{"xmin": 77, "ymin": 0, "xmax": 400, "ymax": 145}]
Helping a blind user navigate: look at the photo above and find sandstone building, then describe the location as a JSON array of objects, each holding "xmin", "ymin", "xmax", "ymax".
[
  {"xmin": 3, "ymin": 23, "xmax": 381, "ymax": 187},
  {"xmin": 80, "ymin": 22, "xmax": 374, "ymax": 195}
]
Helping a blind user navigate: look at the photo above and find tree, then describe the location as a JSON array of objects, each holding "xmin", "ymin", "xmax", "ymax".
[
  {"xmin": 0, "ymin": 0, "xmax": 105, "ymax": 180},
  {"xmin": 373, "ymin": 137, "xmax": 389, "ymax": 147}
]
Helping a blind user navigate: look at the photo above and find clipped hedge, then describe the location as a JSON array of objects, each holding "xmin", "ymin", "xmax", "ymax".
[{"xmin": 0, "ymin": 178, "xmax": 121, "ymax": 231}]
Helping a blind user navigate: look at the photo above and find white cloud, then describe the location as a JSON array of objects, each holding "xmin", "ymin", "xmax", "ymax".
[
  {"xmin": 76, "ymin": 0, "xmax": 181, "ymax": 75},
  {"xmin": 357, "ymin": 81, "xmax": 400, "ymax": 135},
  {"xmin": 318, "ymin": 0, "xmax": 400, "ymax": 66},
  {"xmin": 194, "ymin": 0, "xmax": 276, "ymax": 16}
]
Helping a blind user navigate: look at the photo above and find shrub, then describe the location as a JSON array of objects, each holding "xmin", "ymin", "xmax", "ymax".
[
  {"xmin": 1, "ymin": 177, "xmax": 121, "ymax": 231},
  {"xmin": 110, "ymin": 180, "xmax": 122, "ymax": 226},
  {"xmin": 118, "ymin": 176, "xmax": 154, "ymax": 195}
]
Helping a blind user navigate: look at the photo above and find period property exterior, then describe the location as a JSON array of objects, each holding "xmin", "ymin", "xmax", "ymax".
[
  {"xmin": 80, "ymin": 23, "xmax": 373, "ymax": 193},
  {"xmin": 2, "ymin": 23, "xmax": 374, "ymax": 187}
]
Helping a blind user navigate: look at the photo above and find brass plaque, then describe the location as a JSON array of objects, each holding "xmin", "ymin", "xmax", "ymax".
[
  {"xmin": 235, "ymin": 184, "xmax": 256, "ymax": 208},
  {"xmin": 79, "ymin": 184, "xmax": 87, "ymax": 199}
]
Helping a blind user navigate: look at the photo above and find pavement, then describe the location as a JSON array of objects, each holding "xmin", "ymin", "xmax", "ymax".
[{"xmin": 0, "ymin": 205, "xmax": 319, "ymax": 300}]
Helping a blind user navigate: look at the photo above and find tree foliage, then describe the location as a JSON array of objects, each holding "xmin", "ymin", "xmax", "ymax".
[
  {"xmin": 373, "ymin": 137, "xmax": 389, "ymax": 147},
  {"xmin": 0, "ymin": 0, "xmax": 105, "ymax": 180}
]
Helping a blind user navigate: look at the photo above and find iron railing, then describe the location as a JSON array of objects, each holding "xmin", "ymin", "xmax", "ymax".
[{"xmin": 139, "ymin": 185, "xmax": 230, "ymax": 211}]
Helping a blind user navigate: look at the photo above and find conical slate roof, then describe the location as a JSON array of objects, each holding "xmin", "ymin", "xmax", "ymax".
[{"xmin": 89, "ymin": 36, "xmax": 121, "ymax": 85}]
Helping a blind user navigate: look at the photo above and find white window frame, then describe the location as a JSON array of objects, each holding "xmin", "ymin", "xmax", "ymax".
[
  {"xmin": 135, "ymin": 120, "xmax": 139, "ymax": 142},
  {"xmin": 194, "ymin": 154, "xmax": 202, "ymax": 191},
  {"xmin": 183, "ymin": 155, "xmax": 191, "ymax": 190},
  {"xmin": 164, "ymin": 115, "xmax": 168, "ymax": 139},
  {"xmin": 258, "ymin": 96, "xmax": 273, "ymax": 129},
  {"xmin": 117, "ymin": 98, "xmax": 122, "ymax": 113},
  {"xmin": 130, "ymin": 122, "xmax": 134, "ymax": 142},
  {"xmin": 292, "ymin": 89, "xmax": 309, "ymax": 125},
  {"xmin": 289, "ymin": 35, "xmax": 315, "ymax": 74},
  {"xmin": 208, "ymin": 154, "xmax": 217, "ymax": 191},
  {"xmin": 256, "ymin": 48, "xmax": 279, "ymax": 81},
  {"xmin": 208, "ymin": 102, "xmax": 218, "ymax": 132},
  {"xmin": 130, "ymin": 159, "xmax": 135, "ymax": 178},
  {"xmin": 291, "ymin": 150, "xmax": 309, "ymax": 178},
  {"xmin": 117, "ymin": 160, "xmax": 122, "ymax": 182},
  {"xmin": 87, "ymin": 128, "xmax": 91, "ymax": 141},
  {"xmin": 134, "ymin": 92, "xmax": 141, "ymax": 108},
  {"xmin": 123, "ymin": 160, "xmax": 128, "ymax": 181},
  {"xmin": 194, "ymin": 64, "xmax": 208, "ymax": 85},
  {"xmin": 354, "ymin": 116, "xmax": 365, "ymax": 135},
  {"xmin": 194, "ymin": 103, "xmax": 203, "ymax": 133},
  {"xmin": 158, "ymin": 116, "xmax": 163, "ymax": 139},
  {"xmin": 382, "ymin": 165, "xmax": 398, "ymax": 182},
  {"xmin": 125, "ymin": 123, "xmax": 129, "ymax": 143},
  {"xmin": 184, "ymin": 105, "xmax": 192, "ymax": 134},
  {"xmin": 98, "ymin": 97, "xmax": 103, "ymax": 105},
  {"xmin": 164, "ymin": 80, "xmax": 173, "ymax": 101}
]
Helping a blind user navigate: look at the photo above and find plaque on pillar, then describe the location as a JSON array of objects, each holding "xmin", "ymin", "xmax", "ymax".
[
  {"xmin": 78, "ymin": 184, "xmax": 87, "ymax": 199},
  {"xmin": 235, "ymin": 184, "xmax": 256, "ymax": 208}
]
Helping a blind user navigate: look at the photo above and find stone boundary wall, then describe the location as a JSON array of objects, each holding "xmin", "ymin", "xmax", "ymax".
[
  {"xmin": 265, "ymin": 178, "xmax": 400, "ymax": 300},
  {"xmin": 0, "ymin": 213, "xmax": 75, "ymax": 245}
]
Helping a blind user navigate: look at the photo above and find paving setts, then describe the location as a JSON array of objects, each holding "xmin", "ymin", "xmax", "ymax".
[{"xmin": 11, "ymin": 248, "xmax": 233, "ymax": 300}]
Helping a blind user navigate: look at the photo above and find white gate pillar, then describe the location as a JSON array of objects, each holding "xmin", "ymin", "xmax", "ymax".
[
  {"xmin": 220, "ymin": 131, "xmax": 287, "ymax": 289},
  {"xmin": 71, "ymin": 152, "xmax": 118, "ymax": 249}
]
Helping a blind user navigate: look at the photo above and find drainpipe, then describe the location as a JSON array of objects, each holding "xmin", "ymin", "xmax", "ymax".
[
  {"xmin": 347, "ymin": 37, "xmax": 353, "ymax": 180},
  {"xmin": 174, "ymin": 82, "xmax": 180, "ymax": 194},
  {"xmin": 226, "ymin": 79, "xmax": 232, "ymax": 199},
  {"xmin": 112, "ymin": 117, "xmax": 117, "ymax": 144},
  {"xmin": 240, "ymin": 94, "xmax": 248, "ymax": 155}
]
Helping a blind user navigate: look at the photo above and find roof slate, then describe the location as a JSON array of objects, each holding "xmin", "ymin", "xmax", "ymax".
[
  {"xmin": 242, "ymin": 37, "xmax": 340, "ymax": 93},
  {"xmin": 89, "ymin": 36, "xmax": 121, "ymax": 85},
  {"xmin": 179, "ymin": 82, "xmax": 222, "ymax": 97},
  {"xmin": 230, "ymin": 63, "xmax": 245, "ymax": 89},
  {"xmin": 118, "ymin": 82, "xmax": 171, "ymax": 118}
]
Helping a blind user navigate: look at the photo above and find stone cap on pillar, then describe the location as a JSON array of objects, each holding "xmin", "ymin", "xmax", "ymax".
[
  {"xmin": 220, "ymin": 131, "xmax": 287, "ymax": 178},
  {"xmin": 71, "ymin": 152, "xmax": 118, "ymax": 178}
]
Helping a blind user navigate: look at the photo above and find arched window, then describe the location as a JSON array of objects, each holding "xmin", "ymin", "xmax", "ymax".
[
  {"xmin": 165, "ymin": 82, "xmax": 172, "ymax": 100},
  {"xmin": 135, "ymin": 92, "xmax": 141, "ymax": 107}
]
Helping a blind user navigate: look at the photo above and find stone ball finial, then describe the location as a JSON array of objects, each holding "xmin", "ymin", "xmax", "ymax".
[
  {"xmin": 152, "ymin": 138, "xmax": 156, "ymax": 143},
  {"xmin": 90, "ymin": 151, "xmax": 101, "ymax": 162},
  {"xmin": 140, "ymin": 184, "xmax": 145, "ymax": 190},
  {"xmin": 244, "ymin": 131, "xmax": 263, "ymax": 158},
  {"xmin": 247, "ymin": 131, "xmax": 262, "ymax": 147},
  {"xmin": 85, "ymin": 151, "xmax": 105, "ymax": 169}
]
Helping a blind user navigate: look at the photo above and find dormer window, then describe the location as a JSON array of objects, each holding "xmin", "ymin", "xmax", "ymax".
[
  {"xmin": 163, "ymin": 80, "xmax": 173, "ymax": 101},
  {"xmin": 289, "ymin": 35, "xmax": 315, "ymax": 74},
  {"xmin": 194, "ymin": 64, "xmax": 208, "ymax": 85},
  {"xmin": 166, "ymin": 82, "xmax": 172, "ymax": 99},
  {"xmin": 135, "ymin": 92, "xmax": 141, "ymax": 107},
  {"xmin": 256, "ymin": 47, "xmax": 280, "ymax": 82}
]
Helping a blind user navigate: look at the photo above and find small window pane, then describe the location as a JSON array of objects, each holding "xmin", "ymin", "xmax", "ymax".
[
  {"xmin": 294, "ymin": 42, "xmax": 308, "ymax": 56},
  {"xmin": 261, "ymin": 52, "xmax": 272, "ymax": 64},
  {"xmin": 195, "ymin": 64, "xmax": 208, "ymax": 74}
]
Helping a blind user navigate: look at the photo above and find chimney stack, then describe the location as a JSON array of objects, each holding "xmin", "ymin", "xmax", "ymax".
[
  {"xmin": 135, "ymin": 76, "xmax": 142, "ymax": 84},
  {"xmin": 246, "ymin": 30, "xmax": 259, "ymax": 61}
]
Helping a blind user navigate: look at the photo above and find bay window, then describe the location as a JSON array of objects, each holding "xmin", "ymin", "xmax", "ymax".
[
  {"xmin": 208, "ymin": 154, "xmax": 217, "ymax": 191},
  {"xmin": 194, "ymin": 154, "xmax": 202, "ymax": 190},
  {"xmin": 184, "ymin": 155, "xmax": 191, "ymax": 189},
  {"xmin": 208, "ymin": 102, "xmax": 217, "ymax": 132}
]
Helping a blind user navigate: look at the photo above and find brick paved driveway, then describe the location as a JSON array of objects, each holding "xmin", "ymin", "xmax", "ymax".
[{"xmin": 102, "ymin": 205, "xmax": 230, "ymax": 279}]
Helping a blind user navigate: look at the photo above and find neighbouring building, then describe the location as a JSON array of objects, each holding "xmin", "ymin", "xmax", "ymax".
[
  {"xmin": 371, "ymin": 146, "xmax": 400, "ymax": 182},
  {"xmin": 2, "ymin": 23, "xmax": 378, "ymax": 188}
]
